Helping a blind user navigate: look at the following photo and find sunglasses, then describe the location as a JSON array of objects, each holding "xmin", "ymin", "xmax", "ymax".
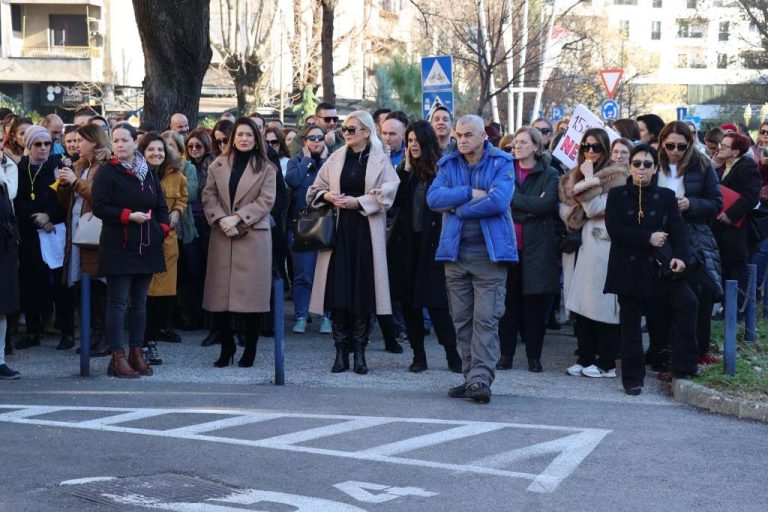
[
  {"xmin": 664, "ymin": 142, "xmax": 689, "ymax": 152},
  {"xmin": 631, "ymin": 160, "xmax": 655, "ymax": 169},
  {"xmin": 187, "ymin": 143, "xmax": 203, "ymax": 150},
  {"xmin": 580, "ymin": 143, "xmax": 604, "ymax": 153},
  {"xmin": 341, "ymin": 126, "xmax": 364, "ymax": 135},
  {"xmin": 215, "ymin": 138, "xmax": 228, "ymax": 146},
  {"xmin": 266, "ymin": 139, "xmax": 280, "ymax": 146},
  {"xmin": 502, "ymin": 145, "xmax": 514, "ymax": 153},
  {"xmin": 538, "ymin": 128, "xmax": 552, "ymax": 135},
  {"xmin": 322, "ymin": 116, "xmax": 339, "ymax": 124},
  {"xmin": 305, "ymin": 135, "xmax": 324, "ymax": 142},
  {"xmin": 760, "ymin": 130, "xmax": 768, "ymax": 136},
  {"xmin": 32, "ymin": 141, "xmax": 52, "ymax": 148}
]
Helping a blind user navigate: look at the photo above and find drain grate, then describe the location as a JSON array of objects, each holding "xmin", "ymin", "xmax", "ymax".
[{"xmin": 59, "ymin": 472, "xmax": 237, "ymax": 507}]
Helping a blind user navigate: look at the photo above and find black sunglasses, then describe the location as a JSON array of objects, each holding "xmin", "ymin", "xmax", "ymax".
[
  {"xmin": 305, "ymin": 135, "xmax": 324, "ymax": 142},
  {"xmin": 631, "ymin": 159, "xmax": 655, "ymax": 169},
  {"xmin": 341, "ymin": 126, "xmax": 364, "ymax": 135},
  {"xmin": 215, "ymin": 138, "xmax": 228, "ymax": 146},
  {"xmin": 32, "ymin": 141, "xmax": 52, "ymax": 148},
  {"xmin": 760, "ymin": 130, "xmax": 768, "ymax": 136},
  {"xmin": 322, "ymin": 116, "xmax": 339, "ymax": 124},
  {"xmin": 580, "ymin": 143, "xmax": 604, "ymax": 153},
  {"xmin": 664, "ymin": 142, "xmax": 689, "ymax": 152},
  {"xmin": 502, "ymin": 145, "xmax": 514, "ymax": 153},
  {"xmin": 266, "ymin": 139, "xmax": 280, "ymax": 146},
  {"xmin": 187, "ymin": 143, "xmax": 203, "ymax": 150},
  {"xmin": 538, "ymin": 128, "xmax": 552, "ymax": 135}
]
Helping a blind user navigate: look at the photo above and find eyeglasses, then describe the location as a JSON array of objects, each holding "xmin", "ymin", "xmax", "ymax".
[
  {"xmin": 664, "ymin": 142, "xmax": 689, "ymax": 152},
  {"xmin": 718, "ymin": 143, "xmax": 732, "ymax": 150},
  {"xmin": 580, "ymin": 143, "xmax": 604, "ymax": 153},
  {"xmin": 631, "ymin": 160, "xmax": 655, "ymax": 169},
  {"xmin": 306, "ymin": 135, "xmax": 324, "ymax": 142},
  {"xmin": 187, "ymin": 143, "xmax": 203, "ymax": 150},
  {"xmin": 322, "ymin": 116, "xmax": 339, "ymax": 124},
  {"xmin": 32, "ymin": 141, "xmax": 52, "ymax": 148},
  {"xmin": 215, "ymin": 138, "xmax": 228, "ymax": 146},
  {"xmin": 537, "ymin": 128, "xmax": 552, "ymax": 135},
  {"xmin": 341, "ymin": 126, "xmax": 364, "ymax": 135},
  {"xmin": 760, "ymin": 130, "xmax": 768, "ymax": 136},
  {"xmin": 266, "ymin": 139, "xmax": 280, "ymax": 147},
  {"xmin": 502, "ymin": 145, "xmax": 514, "ymax": 153}
]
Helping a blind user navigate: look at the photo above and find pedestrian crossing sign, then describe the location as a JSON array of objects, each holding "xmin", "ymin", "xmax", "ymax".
[{"xmin": 422, "ymin": 56, "xmax": 453, "ymax": 92}]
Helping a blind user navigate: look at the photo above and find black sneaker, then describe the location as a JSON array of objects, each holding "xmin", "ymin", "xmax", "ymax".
[
  {"xmin": 448, "ymin": 382, "xmax": 469, "ymax": 398},
  {"xmin": 0, "ymin": 364, "xmax": 20, "ymax": 380},
  {"xmin": 144, "ymin": 342, "xmax": 163, "ymax": 365},
  {"xmin": 466, "ymin": 382, "xmax": 491, "ymax": 403}
]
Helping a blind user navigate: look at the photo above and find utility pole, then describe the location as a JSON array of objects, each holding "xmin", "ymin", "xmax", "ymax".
[
  {"xmin": 502, "ymin": 0, "xmax": 515, "ymax": 132},
  {"xmin": 532, "ymin": 0, "xmax": 557, "ymax": 121},
  {"xmin": 515, "ymin": 0, "xmax": 529, "ymax": 128},
  {"xmin": 479, "ymin": 0, "xmax": 500, "ymax": 123}
]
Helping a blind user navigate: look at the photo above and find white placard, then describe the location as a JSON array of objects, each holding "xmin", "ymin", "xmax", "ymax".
[{"xmin": 552, "ymin": 105, "xmax": 620, "ymax": 171}]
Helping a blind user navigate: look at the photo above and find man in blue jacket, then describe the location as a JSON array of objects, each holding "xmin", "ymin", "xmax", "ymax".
[{"xmin": 427, "ymin": 115, "xmax": 517, "ymax": 403}]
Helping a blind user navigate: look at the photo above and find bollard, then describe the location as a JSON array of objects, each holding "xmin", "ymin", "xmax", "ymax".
[
  {"xmin": 745, "ymin": 264, "xmax": 757, "ymax": 343},
  {"xmin": 273, "ymin": 278, "xmax": 285, "ymax": 385},
  {"xmin": 79, "ymin": 273, "xmax": 91, "ymax": 377},
  {"xmin": 723, "ymin": 280, "xmax": 737, "ymax": 376}
]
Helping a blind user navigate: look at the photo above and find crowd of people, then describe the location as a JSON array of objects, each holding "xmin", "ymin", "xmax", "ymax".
[{"xmin": 1, "ymin": 102, "xmax": 767, "ymax": 403}]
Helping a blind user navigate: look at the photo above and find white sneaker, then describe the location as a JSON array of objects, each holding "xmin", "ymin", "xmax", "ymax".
[
  {"xmin": 566, "ymin": 363, "xmax": 584, "ymax": 376},
  {"xmin": 581, "ymin": 365, "xmax": 617, "ymax": 378}
]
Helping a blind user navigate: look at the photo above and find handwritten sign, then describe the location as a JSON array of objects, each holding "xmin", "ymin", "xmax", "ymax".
[{"xmin": 552, "ymin": 104, "xmax": 619, "ymax": 171}]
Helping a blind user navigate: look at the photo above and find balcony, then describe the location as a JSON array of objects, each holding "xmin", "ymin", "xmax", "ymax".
[{"xmin": 17, "ymin": 46, "xmax": 100, "ymax": 59}]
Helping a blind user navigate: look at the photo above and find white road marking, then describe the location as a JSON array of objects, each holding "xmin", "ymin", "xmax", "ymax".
[
  {"xmin": 334, "ymin": 481, "xmax": 438, "ymax": 503},
  {"xmin": 4, "ymin": 404, "xmax": 611, "ymax": 493},
  {"xmin": 59, "ymin": 476, "xmax": 117, "ymax": 486}
]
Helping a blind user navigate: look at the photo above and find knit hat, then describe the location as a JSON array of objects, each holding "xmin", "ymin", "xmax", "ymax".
[
  {"xmin": 720, "ymin": 123, "xmax": 738, "ymax": 133},
  {"xmin": 23, "ymin": 125, "xmax": 52, "ymax": 149}
]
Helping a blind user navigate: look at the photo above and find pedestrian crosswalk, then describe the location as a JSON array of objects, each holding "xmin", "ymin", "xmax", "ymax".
[{"xmin": 0, "ymin": 404, "xmax": 610, "ymax": 493}]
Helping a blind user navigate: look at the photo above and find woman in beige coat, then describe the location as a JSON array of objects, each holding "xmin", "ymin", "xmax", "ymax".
[
  {"xmin": 306, "ymin": 110, "xmax": 399, "ymax": 375},
  {"xmin": 202, "ymin": 117, "xmax": 276, "ymax": 368}
]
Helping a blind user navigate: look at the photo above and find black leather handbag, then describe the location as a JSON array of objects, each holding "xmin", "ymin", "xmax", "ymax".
[{"xmin": 291, "ymin": 206, "xmax": 337, "ymax": 252}]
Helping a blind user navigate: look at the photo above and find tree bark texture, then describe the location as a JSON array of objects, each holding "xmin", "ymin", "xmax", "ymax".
[
  {"xmin": 320, "ymin": 0, "xmax": 336, "ymax": 103},
  {"xmin": 132, "ymin": 0, "xmax": 213, "ymax": 128}
]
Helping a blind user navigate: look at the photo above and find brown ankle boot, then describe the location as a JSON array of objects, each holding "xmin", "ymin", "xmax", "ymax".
[
  {"xmin": 128, "ymin": 346, "xmax": 154, "ymax": 376},
  {"xmin": 107, "ymin": 348, "xmax": 140, "ymax": 378}
]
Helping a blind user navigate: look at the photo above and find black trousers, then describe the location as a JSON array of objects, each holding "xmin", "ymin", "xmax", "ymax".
[
  {"xmin": 619, "ymin": 282, "xmax": 699, "ymax": 388},
  {"xmin": 145, "ymin": 295, "xmax": 175, "ymax": 339},
  {"xmin": 403, "ymin": 305, "xmax": 456, "ymax": 351},
  {"xmin": 26, "ymin": 268, "xmax": 74, "ymax": 337},
  {"xmin": 574, "ymin": 315, "xmax": 620, "ymax": 371},
  {"xmin": 211, "ymin": 311, "xmax": 262, "ymax": 341},
  {"xmin": 721, "ymin": 259, "xmax": 748, "ymax": 311},
  {"xmin": 498, "ymin": 263, "xmax": 554, "ymax": 362}
]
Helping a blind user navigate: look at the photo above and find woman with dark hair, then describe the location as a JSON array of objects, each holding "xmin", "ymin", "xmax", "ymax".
[
  {"xmin": 1, "ymin": 113, "xmax": 18, "ymax": 148},
  {"xmin": 713, "ymin": 132, "xmax": 761, "ymax": 306},
  {"xmin": 264, "ymin": 127, "xmax": 290, "ymax": 177},
  {"xmin": 636, "ymin": 114, "xmax": 665, "ymax": 149},
  {"xmin": 2, "ymin": 117, "xmax": 32, "ymax": 164},
  {"xmin": 92, "ymin": 123, "xmax": 170, "ymax": 378},
  {"xmin": 559, "ymin": 127, "xmax": 627, "ymax": 378},
  {"xmin": 212, "ymin": 120, "xmax": 234, "ymax": 158},
  {"xmin": 284, "ymin": 127, "xmax": 298, "ymax": 149},
  {"xmin": 140, "ymin": 133, "xmax": 188, "ymax": 349},
  {"xmin": 63, "ymin": 125, "xmax": 80, "ymax": 164},
  {"xmin": 57, "ymin": 124, "xmax": 113, "ymax": 356},
  {"xmin": 388, "ymin": 120, "xmax": 461, "ymax": 373},
  {"xmin": 604, "ymin": 144, "xmax": 699, "ymax": 395},
  {"xmin": 654, "ymin": 121, "xmax": 723, "ymax": 367},
  {"xmin": 203, "ymin": 117, "xmax": 276, "ymax": 368},
  {"xmin": 496, "ymin": 127, "xmax": 560, "ymax": 372},
  {"xmin": 613, "ymin": 119, "xmax": 641, "ymax": 142},
  {"xmin": 13, "ymin": 126, "xmax": 75, "ymax": 351}
]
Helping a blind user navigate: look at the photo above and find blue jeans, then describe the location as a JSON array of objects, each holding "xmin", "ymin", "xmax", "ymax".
[
  {"xmin": 751, "ymin": 239, "xmax": 768, "ymax": 292},
  {"xmin": 106, "ymin": 274, "xmax": 152, "ymax": 348},
  {"xmin": 288, "ymin": 231, "xmax": 318, "ymax": 319}
]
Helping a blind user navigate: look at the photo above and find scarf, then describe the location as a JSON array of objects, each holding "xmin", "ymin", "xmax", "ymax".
[{"xmin": 119, "ymin": 151, "xmax": 149, "ymax": 184}]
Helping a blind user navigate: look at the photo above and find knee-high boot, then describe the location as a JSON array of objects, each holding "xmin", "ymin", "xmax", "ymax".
[
  {"xmin": 331, "ymin": 316, "xmax": 350, "ymax": 373},
  {"xmin": 351, "ymin": 316, "xmax": 371, "ymax": 375},
  {"xmin": 409, "ymin": 334, "xmax": 427, "ymax": 373},
  {"xmin": 238, "ymin": 336, "xmax": 258, "ymax": 367}
]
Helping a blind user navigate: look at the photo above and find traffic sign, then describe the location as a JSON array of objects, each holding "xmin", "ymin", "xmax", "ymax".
[
  {"xmin": 423, "ymin": 91, "xmax": 454, "ymax": 120},
  {"xmin": 551, "ymin": 106, "xmax": 565, "ymax": 122},
  {"xmin": 600, "ymin": 99, "xmax": 620, "ymax": 121},
  {"xmin": 683, "ymin": 115, "xmax": 701, "ymax": 130},
  {"xmin": 421, "ymin": 56, "xmax": 453, "ymax": 92},
  {"xmin": 599, "ymin": 68, "xmax": 623, "ymax": 99},
  {"xmin": 677, "ymin": 107, "xmax": 688, "ymax": 121}
]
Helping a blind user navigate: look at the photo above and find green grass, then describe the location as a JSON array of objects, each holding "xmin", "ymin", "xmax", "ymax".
[{"xmin": 693, "ymin": 320, "xmax": 768, "ymax": 401}]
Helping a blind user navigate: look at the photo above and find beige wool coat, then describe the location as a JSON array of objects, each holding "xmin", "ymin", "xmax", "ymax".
[
  {"xmin": 202, "ymin": 154, "xmax": 276, "ymax": 313},
  {"xmin": 306, "ymin": 147, "xmax": 400, "ymax": 316}
]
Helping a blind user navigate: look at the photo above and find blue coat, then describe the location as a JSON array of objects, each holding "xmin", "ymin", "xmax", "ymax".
[
  {"xmin": 426, "ymin": 141, "xmax": 518, "ymax": 263},
  {"xmin": 285, "ymin": 154, "xmax": 326, "ymax": 221}
]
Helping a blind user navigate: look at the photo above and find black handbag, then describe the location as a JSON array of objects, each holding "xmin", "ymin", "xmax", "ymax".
[
  {"xmin": 291, "ymin": 206, "xmax": 337, "ymax": 252},
  {"xmin": 558, "ymin": 229, "xmax": 582, "ymax": 254}
]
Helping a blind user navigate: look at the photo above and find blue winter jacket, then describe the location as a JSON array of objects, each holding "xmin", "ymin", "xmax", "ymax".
[
  {"xmin": 426, "ymin": 140, "xmax": 518, "ymax": 263},
  {"xmin": 285, "ymin": 154, "xmax": 326, "ymax": 221}
]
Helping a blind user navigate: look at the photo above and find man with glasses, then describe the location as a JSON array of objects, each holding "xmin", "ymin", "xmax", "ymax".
[{"xmin": 289, "ymin": 103, "xmax": 344, "ymax": 156}]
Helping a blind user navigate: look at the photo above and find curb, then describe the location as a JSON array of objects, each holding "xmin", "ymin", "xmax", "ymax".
[{"xmin": 673, "ymin": 379, "xmax": 768, "ymax": 423}]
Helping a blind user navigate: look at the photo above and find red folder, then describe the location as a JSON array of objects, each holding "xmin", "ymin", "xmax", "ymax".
[{"xmin": 719, "ymin": 185, "xmax": 745, "ymax": 228}]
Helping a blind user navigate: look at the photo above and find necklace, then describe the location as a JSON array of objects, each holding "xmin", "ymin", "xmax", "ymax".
[{"xmin": 27, "ymin": 160, "xmax": 45, "ymax": 200}]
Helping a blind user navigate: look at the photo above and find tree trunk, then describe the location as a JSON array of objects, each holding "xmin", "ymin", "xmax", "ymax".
[
  {"xmin": 320, "ymin": 0, "xmax": 336, "ymax": 103},
  {"xmin": 132, "ymin": 0, "xmax": 212, "ymax": 128},
  {"xmin": 229, "ymin": 54, "xmax": 265, "ymax": 115}
]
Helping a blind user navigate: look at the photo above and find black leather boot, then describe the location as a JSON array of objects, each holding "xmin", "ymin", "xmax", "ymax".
[
  {"xmin": 238, "ymin": 336, "xmax": 258, "ymax": 367},
  {"xmin": 351, "ymin": 316, "xmax": 371, "ymax": 375},
  {"xmin": 409, "ymin": 335, "xmax": 427, "ymax": 373},
  {"xmin": 444, "ymin": 345, "xmax": 463, "ymax": 373},
  {"xmin": 214, "ymin": 336, "xmax": 237, "ymax": 367},
  {"xmin": 330, "ymin": 316, "xmax": 350, "ymax": 373}
]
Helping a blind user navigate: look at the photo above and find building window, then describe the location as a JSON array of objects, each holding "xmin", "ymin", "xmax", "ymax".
[
  {"xmin": 653, "ymin": 0, "xmax": 662, "ymax": 6},
  {"xmin": 619, "ymin": 20, "xmax": 630, "ymax": 38},
  {"xmin": 717, "ymin": 54, "xmax": 728, "ymax": 69},
  {"xmin": 49, "ymin": 15, "xmax": 88, "ymax": 47},
  {"xmin": 651, "ymin": 21, "xmax": 661, "ymax": 40},
  {"xmin": 678, "ymin": 54, "xmax": 689, "ymax": 68},
  {"xmin": 743, "ymin": 51, "xmax": 768, "ymax": 70},
  {"xmin": 719, "ymin": 22, "xmax": 729, "ymax": 41},
  {"xmin": 613, "ymin": 0, "xmax": 638, "ymax": 4},
  {"xmin": 690, "ymin": 54, "xmax": 707, "ymax": 69},
  {"xmin": 687, "ymin": 0, "xmax": 696, "ymax": 8},
  {"xmin": 678, "ymin": 21, "xmax": 704, "ymax": 39},
  {"xmin": 380, "ymin": 0, "xmax": 403, "ymax": 11},
  {"xmin": 11, "ymin": 5, "xmax": 22, "ymax": 32}
]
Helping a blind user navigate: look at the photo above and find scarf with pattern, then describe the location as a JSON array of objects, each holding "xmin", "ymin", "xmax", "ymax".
[{"xmin": 119, "ymin": 151, "xmax": 149, "ymax": 184}]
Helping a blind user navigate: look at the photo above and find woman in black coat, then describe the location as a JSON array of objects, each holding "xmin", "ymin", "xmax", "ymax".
[
  {"xmin": 0, "ymin": 154, "xmax": 20, "ymax": 378},
  {"xmin": 92, "ymin": 123, "xmax": 170, "ymax": 379},
  {"xmin": 387, "ymin": 121, "xmax": 461, "ymax": 373},
  {"xmin": 604, "ymin": 144, "xmax": 699, "ymax": 396},
  {"xmin": 712, "ymin": 132, "xmax": 761, "ymax": 308},
  {"xmin": 652, "ymin": 121, "xmax": 723, "ymax": 368},
  {"xmin": 12, "ymin": 126, "xmax": 74, "ymax": 351},
  {"xmin": 497, "ymin": 126, "xmax": 560, "ymax": 373}
]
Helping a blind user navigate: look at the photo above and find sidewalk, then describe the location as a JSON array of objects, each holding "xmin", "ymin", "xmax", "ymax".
[{"xmin": 3, "ymin": 318, "xmax": 674, "ymax": 406}]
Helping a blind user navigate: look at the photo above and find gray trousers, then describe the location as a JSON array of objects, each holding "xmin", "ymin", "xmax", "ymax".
[{"xmin": 444, "ymin": 250, "xmax": 508, "ymax": 386}]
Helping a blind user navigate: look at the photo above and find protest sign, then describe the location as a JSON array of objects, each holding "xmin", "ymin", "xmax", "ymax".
[{"xmin": 552, "ymin": 105, "xmax": 619, "ymax": 171}]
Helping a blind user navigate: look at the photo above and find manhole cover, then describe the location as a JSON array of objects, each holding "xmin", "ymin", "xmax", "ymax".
[{"xmin": 59, "ymin": 473, "xmax": 237, "ymax": 507}]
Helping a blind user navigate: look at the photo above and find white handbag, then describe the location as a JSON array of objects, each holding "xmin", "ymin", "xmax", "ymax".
[{"xmin": 72, "ymin": 212, "xmax": 102, "ymax": 248}]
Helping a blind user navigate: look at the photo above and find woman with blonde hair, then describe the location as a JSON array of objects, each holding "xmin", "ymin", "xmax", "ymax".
[{"xmin": 307, "ymin": 110, "xmax": 400, "ymax": 374}]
